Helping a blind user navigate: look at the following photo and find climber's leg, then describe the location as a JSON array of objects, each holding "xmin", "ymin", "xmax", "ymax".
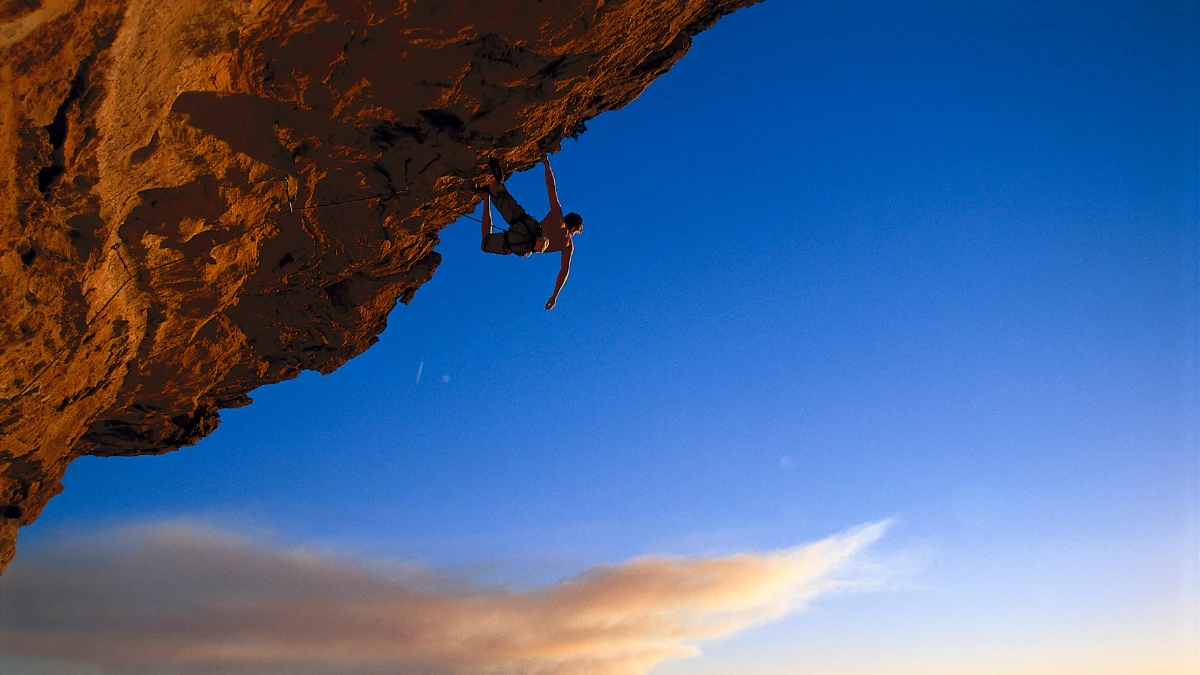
[
  {"xmin": 481, "ymin": 232, "xmax": 510, "ymax": 255},
  {"xmin": 479, "ymin": 192, "xmax": 516, "ymax": 255},
  {"xmin": 487, "ymin": 182, "xmax": 540, "ymax": 254},
  {"xmin": 488, "ymin": 182, "xmax": 530, "ymax": 227},
  {"xmin": 481, "ymin": 193, "xmax": 492, "ymax": 242}
]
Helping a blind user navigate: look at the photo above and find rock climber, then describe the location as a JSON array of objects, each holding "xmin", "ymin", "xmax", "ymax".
[{"xmin": 480, "ymin": 155, "xmax": 583, "ymax": 310}]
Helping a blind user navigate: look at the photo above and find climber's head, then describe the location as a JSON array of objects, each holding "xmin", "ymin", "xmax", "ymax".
[{"xmin": 565, "ymin": 212, "xmax": 584, "ymax": 234}]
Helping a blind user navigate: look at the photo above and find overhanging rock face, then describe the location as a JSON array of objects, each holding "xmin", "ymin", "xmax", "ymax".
[{"xmin": 0, "ymin": 0, "xmax": 759, "ymax": 572}]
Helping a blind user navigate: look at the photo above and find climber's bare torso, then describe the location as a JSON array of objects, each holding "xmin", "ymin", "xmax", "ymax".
[{"xmin": 535, "ymin": 206, "xmax": 570, "ymax": 253}]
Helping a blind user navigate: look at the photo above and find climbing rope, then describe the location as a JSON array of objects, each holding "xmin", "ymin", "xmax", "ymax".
[{"xmin": 1, "ymin": 179, "xmax": 487, "ymax": 409}]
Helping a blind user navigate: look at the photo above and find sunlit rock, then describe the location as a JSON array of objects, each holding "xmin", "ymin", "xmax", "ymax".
[{"xmin": 0, "ymin": 0, "xmax": 760, "ymax": 572}]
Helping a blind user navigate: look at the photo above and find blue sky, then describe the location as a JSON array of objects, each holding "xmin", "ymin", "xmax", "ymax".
[{"xmin": 6, "ymin": 1, "xmax": 1198, "ymax": 673}]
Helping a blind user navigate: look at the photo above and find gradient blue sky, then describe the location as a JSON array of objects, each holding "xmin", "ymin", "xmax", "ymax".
[{"xmin": 9, "ymin": 1, "xmax": 1200, "ymax": 673}]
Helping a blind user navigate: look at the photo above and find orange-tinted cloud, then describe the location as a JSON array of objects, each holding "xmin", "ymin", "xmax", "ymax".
[{"xmin": 0, "ymin": 522, "xmax": 889, "ymax": 675}]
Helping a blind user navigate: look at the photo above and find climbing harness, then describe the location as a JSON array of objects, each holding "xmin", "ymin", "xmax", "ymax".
[{"xmin": 504, "ymin": 223, "xmax": 542, "ymax": 257}]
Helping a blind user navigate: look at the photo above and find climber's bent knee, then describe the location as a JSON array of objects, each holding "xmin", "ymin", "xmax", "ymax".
[{"xmin": 481, "ymin": 232, "xmax": 510, "ymax": 255}]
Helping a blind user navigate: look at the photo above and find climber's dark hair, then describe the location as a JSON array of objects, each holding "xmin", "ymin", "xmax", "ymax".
[{"xmin": 565, "ymin": 212, "xmax": 583, "ymax": 234}]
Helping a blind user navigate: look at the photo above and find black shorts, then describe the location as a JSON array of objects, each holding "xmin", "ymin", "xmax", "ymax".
[
  {"xmin": 481, "ymin": 183, "xmax": 542, "ymax": 256},
  {"xmin": 481, "ymin": 219, "xmax": 541, "ymax": 256}
]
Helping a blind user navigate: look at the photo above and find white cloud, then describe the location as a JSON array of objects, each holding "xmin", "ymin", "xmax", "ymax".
[{"xmin": 0, "ymin": 522, "xmax": 890, "ymax": 675}]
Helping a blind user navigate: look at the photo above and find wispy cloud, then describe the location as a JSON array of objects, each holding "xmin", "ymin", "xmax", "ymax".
[{"xmin": 0, "ymin": 522, "xmax": 890, "ymax": 675}]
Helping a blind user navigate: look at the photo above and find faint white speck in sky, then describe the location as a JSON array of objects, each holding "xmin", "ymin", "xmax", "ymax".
[
  {"xmin": 780, "ymin": 455, "xmax": 795, "ymax": 470},
  {"xmin": 415, "ymin": 361, "xmax": 423, "ymax": 384},
  {"xmin": 441, "ymin": 375, "xmax": 451, "ymax": 383}
]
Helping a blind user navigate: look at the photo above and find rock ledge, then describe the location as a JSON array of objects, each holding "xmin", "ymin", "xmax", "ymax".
[{"xmin": 0, "ymin": 0, "xmax": 759, "ymax": 572}]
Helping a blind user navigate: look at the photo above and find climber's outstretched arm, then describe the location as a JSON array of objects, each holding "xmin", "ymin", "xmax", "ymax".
[
  {"xmin": 546, "ymin": 241, "xmax": 573, "ymax": 310},
  {"xmin": 544, "ymin": 157, "xmax": 562, "ymax": 215}
]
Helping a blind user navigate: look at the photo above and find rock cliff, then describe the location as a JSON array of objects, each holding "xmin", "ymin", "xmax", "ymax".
[{"xmin": 0, "ymin": 0, "xmax": 759, "ymax": 572}]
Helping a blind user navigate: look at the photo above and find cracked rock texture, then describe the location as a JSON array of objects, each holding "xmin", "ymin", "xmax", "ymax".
[{"xmin": 0, "ymin": 0, "xmax": 759, "ymax": 572}]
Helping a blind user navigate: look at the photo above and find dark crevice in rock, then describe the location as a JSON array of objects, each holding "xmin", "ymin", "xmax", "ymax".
[
  {"xmin": 417, "ymin": 108, "xmax": 470, "ymax": 143},
  {"xmin": 17, "ymin": 244, "xmax": 36, "ymax": 266},
  {"xmin": 37, "ymin": 57, "xmax": 94, "ymax": 195}
]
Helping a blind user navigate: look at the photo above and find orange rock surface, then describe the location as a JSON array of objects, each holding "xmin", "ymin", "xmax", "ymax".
[{"xmin": 0, "ymin": 0, "xmax": 759, "ymax": 572}]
